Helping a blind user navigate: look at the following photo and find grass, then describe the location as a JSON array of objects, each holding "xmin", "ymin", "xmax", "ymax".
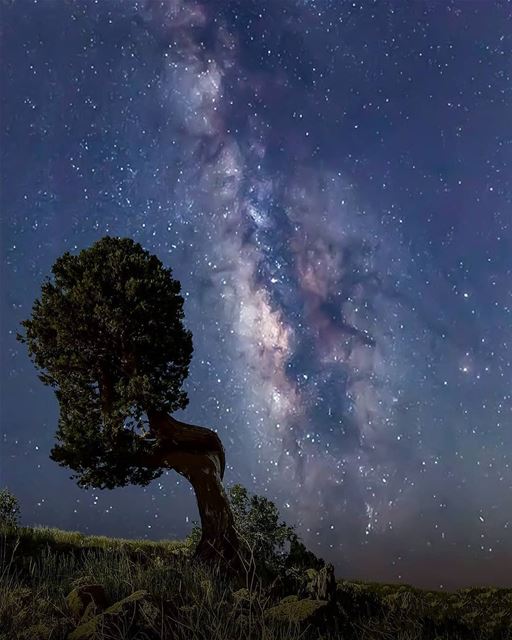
[
  {"xmin": 0, "ymin": 524, "xmax": 187, "ymax": 557},
  {"xmin": 1, "ymin": 524, "xmax": 511, "ymax": 640}
]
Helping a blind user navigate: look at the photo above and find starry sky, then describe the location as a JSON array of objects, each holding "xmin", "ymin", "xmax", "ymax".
[{"xmin": 2, "ymin": 0, "xmax": 512, "ymax": 590}]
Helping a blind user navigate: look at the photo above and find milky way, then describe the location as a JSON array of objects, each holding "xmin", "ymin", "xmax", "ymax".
[{"xmin": 2, "ymin": 0, "xmax": 512, "ymax": 589}]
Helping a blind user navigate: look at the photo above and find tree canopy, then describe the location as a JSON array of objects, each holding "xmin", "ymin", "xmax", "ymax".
[{"xmin": 18, "ymin": 237, "xmax": 193, "ymax": 489}]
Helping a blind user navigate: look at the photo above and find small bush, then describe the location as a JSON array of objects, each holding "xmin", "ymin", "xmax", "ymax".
[{"xmin": 0, "ymin": 488, "xmax": 20, "ymax": 528}]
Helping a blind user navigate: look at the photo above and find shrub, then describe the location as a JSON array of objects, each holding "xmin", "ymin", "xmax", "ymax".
[
  {"xmin": 0, "ymin": 487, "xmax": 20, "ymax": 528},
  {"xmin": 188, "ymin": 484, "xmax": 323, "ymax": 578}
]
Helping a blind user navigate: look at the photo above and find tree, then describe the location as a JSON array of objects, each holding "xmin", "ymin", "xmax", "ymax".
[
  {"xmin": 17, "ymin": 236, "xmax": 239, "ymax": 564},
  {"xmin": 188, "ymin": 484, "xmax": 324, "ymax": 579}
]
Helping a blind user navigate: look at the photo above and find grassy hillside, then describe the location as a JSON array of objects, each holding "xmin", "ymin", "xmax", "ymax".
[{"xmin": 1, "ymin": 525, "xmax": 511, "ymax": 640}]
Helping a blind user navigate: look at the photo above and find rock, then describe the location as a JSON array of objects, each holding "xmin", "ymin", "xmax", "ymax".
[
  {"xmin": 265, "ymin": 598, "xmax": 329, "ymax": 626},
  {"xmin": 299, "ymin": 564, "xmax": 336, "ymax": 602},
  {"xmin": 68, "ymin": 615, "xmax": 102, "ymax": 640},
  {"xmin": 280, "ymin": 594, "xmax": 299, "ymax": 604},
  {"xmin": 299, "ymin": 568, "xmax": 319, "ymax": 599},
  {"xmin": 68, "ymin": 590, "xmax": 148, "ymax": 640},
  {"xmin": 66, "ymin": 584, "xmax": 108, "ymax": 620},
  {"xmin": 102, "ymin": 589, "xmax": 147, "ymax": 615},
  {"xmin": 316, "ymin": 564, "xmax": 336, "ymax": 601}
]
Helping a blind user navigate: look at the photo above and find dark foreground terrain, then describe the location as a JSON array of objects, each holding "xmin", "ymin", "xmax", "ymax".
[{"xmin": 1, "ymin": 525, "xmax": 511, "ymax": 640}]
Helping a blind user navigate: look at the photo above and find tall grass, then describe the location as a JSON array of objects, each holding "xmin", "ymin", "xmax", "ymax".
[
  {"xmin": 1, "ymin": 525, "xmax": 511, "ymax": 640},
  {"xmin": 0, "ymin": 527, "xmax": 311, "ymax": 640}
]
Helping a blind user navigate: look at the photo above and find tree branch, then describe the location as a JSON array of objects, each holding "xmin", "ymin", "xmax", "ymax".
[{"xmin": 147, "ymin": 409, "xmax": 226, "ymax": 479}]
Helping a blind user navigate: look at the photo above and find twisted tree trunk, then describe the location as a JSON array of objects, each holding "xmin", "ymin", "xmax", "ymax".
[{"xmin": 147, "ymin": 410, "xmax": 240, "ymax": 566}]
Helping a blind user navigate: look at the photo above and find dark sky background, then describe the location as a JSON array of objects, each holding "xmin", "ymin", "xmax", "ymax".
[{"xmin": 2, "ymin": 0, "xmax": 512, "ymax": 590}]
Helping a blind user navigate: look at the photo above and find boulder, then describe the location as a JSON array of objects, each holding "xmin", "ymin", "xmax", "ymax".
[
  {"xmin": 280, "ymin": 594, "xmax": 299, "ymax": 604},
  {"xmin": 265, "ymin": 597, "xmax": 329, "ymax": 626},
  {"xmin": 299, "ymin": 564, "xmax": 336, "ymax": 602},
  {"xmin": 66, "ymin": 584, "xmax": 108, "ymax": 620},
  {"xmin": 316, "ymin": 563, "xmax": 336, "ymax": 601},
  {"xmin": 68, "ymin": 590, "xmax": 148, "ymax": 640}
]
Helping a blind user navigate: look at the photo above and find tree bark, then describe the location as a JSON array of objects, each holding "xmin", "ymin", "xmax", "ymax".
[{"xmin": 147, "ymin": 410, "xmax": 240, "ymax": 567}]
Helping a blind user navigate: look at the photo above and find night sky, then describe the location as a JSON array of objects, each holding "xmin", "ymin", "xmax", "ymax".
[{"xmin": 2, "ymin": 0, "xmax": 512, "ymax": 590}]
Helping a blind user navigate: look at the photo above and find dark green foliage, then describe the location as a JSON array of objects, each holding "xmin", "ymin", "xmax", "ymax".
[
  {"xmin": 188, "ymin": 484, "xmax": 324, "ymax": 578},
  {"xmin": 0, "ymin": 488, "xmax": 20, "ymax": 527},
  {"xmin": 286, "ymin": 536, "xmax": 325, "ymax": 572},
  {"xmin": 229, "ymin": 483, "xmax": 297, "ymax": 574},
  {"xmin": 334, "ymin": 580, "xmax": 512, "ymax": 639},
  {"xmin": 17, "ymin": 237, "xmax": 193, "ymax": 489}
]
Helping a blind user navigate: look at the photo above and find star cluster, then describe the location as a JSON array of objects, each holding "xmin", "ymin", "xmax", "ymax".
[{"xmin": 2, "ymin": 0, "xmax": 512, "ymax": 589}]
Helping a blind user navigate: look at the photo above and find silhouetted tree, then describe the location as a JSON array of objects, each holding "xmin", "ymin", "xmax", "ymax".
[{"xmin": 17, "ymin": 236, "xmax": 239, "ymax": 564}]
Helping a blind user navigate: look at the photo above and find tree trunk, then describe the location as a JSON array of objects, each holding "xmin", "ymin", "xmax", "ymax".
[{"xmin": 147, "ymin": 410, "xmax": 240, "ymax": 567}]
